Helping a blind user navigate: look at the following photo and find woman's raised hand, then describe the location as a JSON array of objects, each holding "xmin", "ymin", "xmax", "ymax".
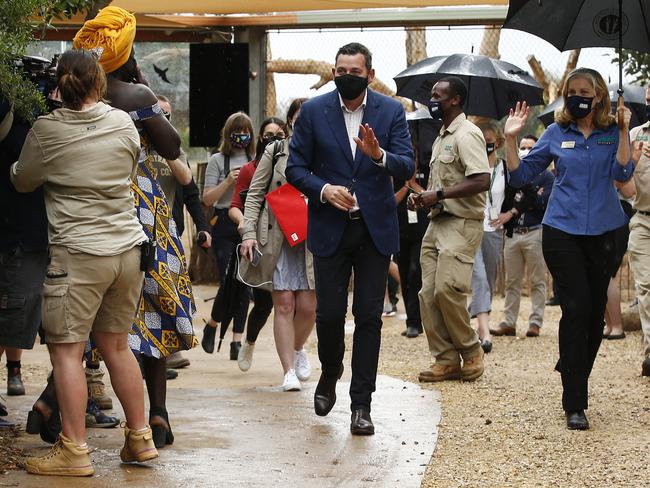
[{"xmin": 504, "ymin": 101, "xmax": 530, "ymax": 138}]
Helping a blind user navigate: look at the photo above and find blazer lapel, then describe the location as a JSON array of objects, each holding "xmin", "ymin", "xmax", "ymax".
[
  {"xmin": 325, "ymin": 91, "xmax": 354, "ymax": 165},
  {"xmin": 353, "ymin": 89, "xmax": 380, "ymax": 174}
]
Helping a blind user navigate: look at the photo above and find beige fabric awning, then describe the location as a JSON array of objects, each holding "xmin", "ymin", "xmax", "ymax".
[{"xmin": 111, "ymin": 0, "xmax": 507, "ymax": 15}]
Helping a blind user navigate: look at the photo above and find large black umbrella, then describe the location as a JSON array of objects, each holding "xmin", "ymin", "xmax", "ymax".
[
  {"xmin": 394, "ymin": 53, "xmax": 544, "ymax": 120},
  {"xmin": 537, "ymin": 82, "xmax": 647, "ymax": 127},
  {"xmin": 212, "ymin": 247, "xmax": 247, "ymax": 352},
  {"xmin": 503, "ymin": 0, "xmax": 650, "ymax": 95}
]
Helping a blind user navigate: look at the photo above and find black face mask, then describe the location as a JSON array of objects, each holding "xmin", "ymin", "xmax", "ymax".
[
  {"xmin": 645, "ymin": 104, "xmax": 650, "ymax": 122},
  {"xmin": 486, "ymin": 143, "xmax": 496, "ymax": 155},
  {"xmin": 261, "ymin": 135, "xmax": 284, "ymax": 146},
  {"xmin": 566, "ymin": 95, "xmax": 594, "ymax": 119},
  {"xmin": 335, "ymin": 74, "xmax": 369, "ymax": 100}
]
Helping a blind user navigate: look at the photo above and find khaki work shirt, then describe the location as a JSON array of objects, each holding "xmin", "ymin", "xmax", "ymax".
[
  {"xmin": 630, "ymin": 122, "xmax": 650, "ymax": 212},
  {"xmin": 428, "ymin": 113, "xmax": 490, "ymax": 220},
  {"xmin": 11, "ymin": 102, "xmax": 146, "ymax": 256}
]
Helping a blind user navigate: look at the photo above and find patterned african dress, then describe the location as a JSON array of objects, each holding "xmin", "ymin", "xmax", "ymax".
[{"xmin": 127, "ymin": 136, "xmax": 198, "ymax": 358}]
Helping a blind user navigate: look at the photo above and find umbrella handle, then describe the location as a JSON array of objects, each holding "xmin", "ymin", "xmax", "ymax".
[{"xmin": 617, "ymin": 95, "xmax": 625, "ymax": 130}]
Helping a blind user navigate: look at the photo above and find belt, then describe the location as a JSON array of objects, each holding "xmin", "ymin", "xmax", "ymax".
[
  {"xmin": 349, "ymin": 209, "xmax": 362, "ymax": 220},
  {"xmin": 638, "ymin": 210, "xmax": 650, "ymax": 217},
  {"xmin": 513, "ymin": 225, "xmax": 542, "ymax": 234}
]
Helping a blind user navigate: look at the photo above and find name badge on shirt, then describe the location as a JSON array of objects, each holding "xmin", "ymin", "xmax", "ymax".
[
  {"xmin": 561, "ymin": 141, "xmax": 576, "ymax": 149},
  {"xmin": 407, "ymin": 209, "xmax": 418, "ymax": 224}
]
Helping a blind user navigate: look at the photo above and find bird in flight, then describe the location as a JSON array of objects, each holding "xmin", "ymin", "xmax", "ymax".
[{"xmin": 153, "ymin": 64, "xmax": 171, "ymax": 84}]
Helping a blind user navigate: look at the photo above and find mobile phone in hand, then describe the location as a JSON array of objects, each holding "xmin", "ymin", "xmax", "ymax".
[{"xmin": 251, "ymin": 247, "xmax": 263, "ymax": 267}]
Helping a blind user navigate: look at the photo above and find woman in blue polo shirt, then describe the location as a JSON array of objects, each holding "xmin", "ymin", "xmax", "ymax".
[{"xmin": 504, "ymin": 68, "xmax": 634, "ymax": 431}]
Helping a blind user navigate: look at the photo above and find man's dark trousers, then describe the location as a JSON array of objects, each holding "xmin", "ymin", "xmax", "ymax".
[{"xmin": 313, "ymin": 218, "xmax": 389, "ymax": 413}]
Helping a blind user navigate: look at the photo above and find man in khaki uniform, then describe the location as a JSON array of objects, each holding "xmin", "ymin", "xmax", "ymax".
[
  {"xmin": 628, "ymin": 85, "xmax": 650, "ymax": 376},
  {"xmin": 410, "ymin": 76, "xmax": 490, "ymax": 382}
]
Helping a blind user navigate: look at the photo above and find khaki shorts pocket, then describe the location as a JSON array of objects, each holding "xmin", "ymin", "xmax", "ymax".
[{"xmin": 42, "ymin": 282, "xmax": 69, "ymax": 336}]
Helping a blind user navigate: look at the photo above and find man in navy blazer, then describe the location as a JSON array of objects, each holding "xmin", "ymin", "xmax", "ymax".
[{"xmin": 286, "ymin": 42, "xmax": 414, "ymax": 435}]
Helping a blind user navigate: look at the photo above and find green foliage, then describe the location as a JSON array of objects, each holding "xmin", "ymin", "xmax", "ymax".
[
  {"xmin": 612, "ymin": 49, "xmax": 650, "ymax": 84},
  {"xmin": 0, "ymin": 0, "xmax": 93, "ymax": 121}
]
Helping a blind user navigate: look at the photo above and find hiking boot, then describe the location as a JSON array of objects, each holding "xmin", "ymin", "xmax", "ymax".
[
  {"xmin": 489, "ymin": 323, "xmax": 516, "ymax": 336},
  {"xmin": 85, "ymin": 366, "xmax": 112, "ymax": 410},
  {"xmin": 120, "ymin": 425, "xmax": 159, "ymax": 463},
  {"xmin": 418, "ymin": 363, "xmax": 461, "ymax": 382},
  {"xmin": 7, "ymin": 367, "xmax": 25, "ymax": 396},
  {"xmin": 166, "ymin": 352, "xmax": 190, "ymax": 369},
  {"xmin": 85, "ymin": 399, "xmax": 119, "ymax": 429},
  {"xmin": 25, "ymin": 434, "xmax": 94, "ymax": 476},
  {"xmin": 461, "ymin": 348, "xmax": 485, "ymax": 381}
]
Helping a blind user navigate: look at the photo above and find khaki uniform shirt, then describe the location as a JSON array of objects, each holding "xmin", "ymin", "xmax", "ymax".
[
  {"xmin": 428, "ymin": 113, "xmax": 490, "ymax": 220},
  {"xmin": 630, "ymin": 122, "xmax": 650, "ymax": 212},
  {"xmin": 11, "ymin": 102, "xmax": 146, "ymax": 256}
]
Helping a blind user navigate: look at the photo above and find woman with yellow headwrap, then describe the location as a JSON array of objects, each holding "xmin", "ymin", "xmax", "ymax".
[{"xmin": 74, "ymin": 6, "xmax": 196, "ymax": 448}]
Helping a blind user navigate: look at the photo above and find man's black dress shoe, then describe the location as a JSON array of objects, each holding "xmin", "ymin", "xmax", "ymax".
[
  {"xmin": 350, "ymin": 409, "xmax": 374, "ymax": 435},
  {"xmin": 314, "ymin": 366, "xmax": 343, "ymax": 417},
  {"xmin": 565, "ymin": 410, "xmax": 589, "ymax": 430},
  {"xmin": 642, "ymin": 357, "xmax": 650, "ymax": 377}
]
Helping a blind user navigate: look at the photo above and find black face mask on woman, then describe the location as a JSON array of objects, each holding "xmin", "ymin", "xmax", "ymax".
[
  {"xmin": 335, "ymin": 74, "xmax": 369, "ymax": 100},
  {"xmin": 566, "ymin": 95, "xmax": 594, "ymax": 119}
]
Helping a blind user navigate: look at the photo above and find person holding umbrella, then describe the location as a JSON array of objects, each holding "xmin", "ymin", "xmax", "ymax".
[{"xmin": 504, "ymin": 67, "xmax": 634, "ymax": 430}]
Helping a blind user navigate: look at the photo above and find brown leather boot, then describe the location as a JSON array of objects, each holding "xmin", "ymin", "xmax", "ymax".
[
  {"xmin": 25, "ymin": 434, "xmax": 94, "ymax": 477},
  {"xmin": 489, "ymin": 322, "xmax": 516, "ymax": 336},
  {"xmin": 418, "ymin": 363, "xmax": 462, "ymax": 382},
  {"xmin": 85, "ymin": 366, "xmax": 113, "ymax": 410},
  {"xmin": 461, "ymin": 348, "xmax": 485, "ymax": 381},
  {"xmin": 120, "ymin": 425, "xmax": 159, "ymax": 463}
]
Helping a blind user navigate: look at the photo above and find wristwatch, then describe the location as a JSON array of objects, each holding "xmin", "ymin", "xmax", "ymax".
[
  {"xmin": 372, "ymin": 150, "xmax": 384, "ymax": 164},
  {"xmin": 436, "ymin": 189, "xmax": 445, "ymax": 201}
]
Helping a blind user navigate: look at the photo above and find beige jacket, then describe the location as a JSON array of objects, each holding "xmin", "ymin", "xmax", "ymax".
[{"xmin": 239, "ymin": 140, "xmax": 314, "ymax": 292}]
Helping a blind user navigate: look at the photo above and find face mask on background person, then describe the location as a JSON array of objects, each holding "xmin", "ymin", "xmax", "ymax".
[
  {"xmin": 486, "ymin": 142, "xmax": 496, "ymax": 155},
  {"xmin": 230, "ymin": 132, "xmax": 251, "ymax": 148},
  {"xmin": 519, "ymin": 149, "xmax": 530, "ymax": 158},
  {"xmin": 645, "ymin": 104, "xmax": 650, "ymax": 122},
  {"xmin": 566, "ymin": 95, "xmax": 594, "ymax": 119},
  {"xmin": 261, "ymin": 134, "xmax": 285, "ymax": 146},
  {"xmin": 334, "ymin": 74, "xmax": 368, "ymax": 100}
]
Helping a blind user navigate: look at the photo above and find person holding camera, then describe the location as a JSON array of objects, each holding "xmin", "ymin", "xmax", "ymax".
[
  {"xmin": 504, "ymin": 68, "xmax": 634, "ymax": 430},
  {"xmin": 240, "ymin": 102, "xmax": 316, "ymax": 391},
  {"xmin": 11, "ymin": 49, "xmax": 157, "ymax": 476},
  {"xmin": 202, "ymin": 111, "xmax": 256, "ymax": 359}
]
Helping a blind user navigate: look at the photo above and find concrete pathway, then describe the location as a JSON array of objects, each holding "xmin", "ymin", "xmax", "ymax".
[{"xmin": 1, "ymin": 286, "xmax": 440, "ymax": 487}]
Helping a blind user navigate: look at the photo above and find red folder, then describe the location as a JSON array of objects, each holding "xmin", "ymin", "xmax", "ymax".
[{"xmin": 265, "ymin": 183, "xmax": 307, "ymax": 247}]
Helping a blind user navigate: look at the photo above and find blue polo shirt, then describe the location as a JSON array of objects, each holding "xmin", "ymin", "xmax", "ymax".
[{"xmin": 509, "ymin": 122, "xmax": 634, "ymax": 236}]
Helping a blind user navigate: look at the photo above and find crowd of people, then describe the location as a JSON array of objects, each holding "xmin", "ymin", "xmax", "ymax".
[{"xmin": 0, "ymin": 3, "xmax": 649, "ymax": 479}]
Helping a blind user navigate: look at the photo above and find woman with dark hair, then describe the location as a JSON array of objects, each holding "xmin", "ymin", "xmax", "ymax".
[
  {"xmin": 240, "ymin": 100, "xmax": 316, "ymax": 391},
  {"xmin": 286, "ymin": 98, "xmax": 307, "ymax": 133},
  {"xmin": 505, "ymin": 67, "xmax": 634, "ymax": 430},
  {"xmin": 12, "ymin": 49, "xmax": 157, "ymax": 476},
  {"xmin": 228, "ymin": 117, "xmax": 286, "ymax": 371},
  {"xmin": 202, "ymin": 112, "xmax": 256, "ymax": 358}
]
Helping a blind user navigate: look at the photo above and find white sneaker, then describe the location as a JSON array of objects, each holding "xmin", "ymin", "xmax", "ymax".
[
  {"xmin": 294, "ymin": 349, "xmax": 312, "ymax": 381},
  {"xmin": 281, "ymin": 369, "xmax": 301, "ymax": 391},
  {"xmin": 238, "ymin": 342, "xmax": 255, "ymax": 372}
]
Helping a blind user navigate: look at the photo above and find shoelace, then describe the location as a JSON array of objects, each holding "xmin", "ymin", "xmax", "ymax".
[
  {"xmin": 295, "ymin": 351, "xmax": 309, "ymax": 369},
  {"xmin": 41, "ymin": 439, "xmax": 63, "ymax": 460}
]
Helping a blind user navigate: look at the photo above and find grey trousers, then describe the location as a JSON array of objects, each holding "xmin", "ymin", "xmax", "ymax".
[
  {"xmin": 469, "ymin": 230, "xmax": 503, "ymax": 317},
  {"xmin": 502, "ymin": 228, "xmax": 546, "ymax": 328}
]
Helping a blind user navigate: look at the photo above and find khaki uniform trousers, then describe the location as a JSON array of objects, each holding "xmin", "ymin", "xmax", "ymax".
[
  {"xmin": 628, "ymin": 213, "xmax": 650, "ymax": 359},
  {"xmin": 502, "ymin": 228, "xmax": 547, "ymax": 329},
  {"xmin": 419, "ymin": 215, "xmax": 483, "ymax": 365}
]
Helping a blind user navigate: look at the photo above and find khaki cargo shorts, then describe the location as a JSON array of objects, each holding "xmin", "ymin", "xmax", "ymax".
[{"xmin": 42, "ymin": 245, "xmax": 144, "ymax": 343}]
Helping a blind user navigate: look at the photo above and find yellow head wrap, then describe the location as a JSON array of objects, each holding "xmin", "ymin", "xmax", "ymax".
[{"xmin": 72, "ymin": 6, "xmax": 136, "ymax": 74}]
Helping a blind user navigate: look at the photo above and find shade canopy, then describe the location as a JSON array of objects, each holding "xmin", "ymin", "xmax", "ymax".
[{"xmin": 111, "ymin": 0, "xmax": 507, "ymax": 15}]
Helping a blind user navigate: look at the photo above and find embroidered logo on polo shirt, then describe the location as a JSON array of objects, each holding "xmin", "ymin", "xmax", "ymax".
[{"xmin": 597, "ymin": 137, "xmax": 616, "ymax": 145}]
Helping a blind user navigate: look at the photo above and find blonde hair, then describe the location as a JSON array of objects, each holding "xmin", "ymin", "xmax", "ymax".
[
  {"xmin": 478, "ymin": 121, "xmax": 504, "ymax": 146},
  {"xmin": 218, "ymin": 111, "xmax": 255, "ymax": 158},
  {"xmin": 555, "ymin": 68, "xmax": 615, "ymax": 129}
]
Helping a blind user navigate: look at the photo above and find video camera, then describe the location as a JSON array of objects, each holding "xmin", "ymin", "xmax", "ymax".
[{"xmin": 0, "ymin": 54, "xmax": 60, "ymax": 144}]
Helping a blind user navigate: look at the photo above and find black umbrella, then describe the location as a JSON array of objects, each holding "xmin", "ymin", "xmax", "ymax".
[
  {"xmin": 503, "ymin": 0, "xmax": 650, "ymax": 96},
  {"xmin": 212, "ymin": 247, "xmax": 246, "ymax": 352},
  {"xmin": 537, "ymin": 82, "xmax": 647, "ymax": 127},
  {"xmin": 394, "ymin": 53, "xmax": 544, "ymax": 120}
]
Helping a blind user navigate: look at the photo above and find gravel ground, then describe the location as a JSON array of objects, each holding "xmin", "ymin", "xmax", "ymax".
[{"xmin": 378, "ymin": 297, "xmax": 650, "ymax": 488}]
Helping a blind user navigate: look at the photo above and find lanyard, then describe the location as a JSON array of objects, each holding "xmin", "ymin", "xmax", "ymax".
[{"xmin": 488, "ymin": 161, "xmax": 500, "ymax": 206}]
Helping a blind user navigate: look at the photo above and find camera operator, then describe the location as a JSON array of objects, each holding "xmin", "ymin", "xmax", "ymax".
[{"xmin": 0, "ymin": 61, "xmax": 51, "ymax": 427}]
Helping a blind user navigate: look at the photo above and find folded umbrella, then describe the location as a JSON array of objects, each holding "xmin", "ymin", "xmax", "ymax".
[
  {"xmin": 212, "ymin": 247, "xmax": 246, "ymax": 352},
  {"xmin": 537, "ymin": 82, "xmax": 647, "ymax": 127},
  {"xmin": 394, "ymin": 53, "xmax": 544, "ymax": 120}
]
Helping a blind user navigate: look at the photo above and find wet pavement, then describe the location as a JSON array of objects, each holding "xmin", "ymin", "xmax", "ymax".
[{"xmin": 1, "ymin": 286, "xmax": 440, "ymax": 487}]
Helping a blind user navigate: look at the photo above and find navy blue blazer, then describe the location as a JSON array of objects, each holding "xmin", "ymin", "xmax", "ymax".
[{"xmin": 286, "ymin": 89, "xmax": 414, "ymax": 258}]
